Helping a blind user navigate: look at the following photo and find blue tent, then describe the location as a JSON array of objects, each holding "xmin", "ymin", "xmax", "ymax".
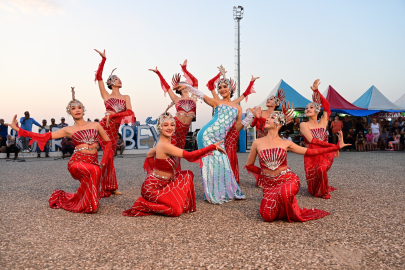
[
  {"xmin": 353, "ymin": 85, "xmax": 403, "ymax": 111},
  {"xmin": 259, "ymin": 79, "xmax": 311, "ymax": 109}
]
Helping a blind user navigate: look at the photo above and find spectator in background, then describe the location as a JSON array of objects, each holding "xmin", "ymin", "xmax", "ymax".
[
  {"xmin": 379, "ymin": 127, "xmax": 390, "ymax": 150},
  {"xmin": 293, "ymin": 118, "xmax": 300, "ymax": 132},
  {"xmin": 116, "ymin": 133, "xmax": 125, "ymax": 155},
  {"xmin": 345, "ymin": 129, "xmax": 356, "ymax": 151},
  {"xmin": 356, "ymin": 132, "xmax": 365, "ymax": 152},
  {"xmin": 298, "ymin": 132, "xmax": 306, "ymax": 147},
  {"xmin": 387, "ymin": 130, "xmax": 400, "ymax": 151},
  {"xmin": 397, "ymin": 116, "xmax": 404, "ymax": 127},
  {"xmin": 367, "ymin": 118, "xmax": 381, "ymax": 150},
  {"xmin": 390, "ymin": 121, "xmax": 401, "ymax": 134},
  {"xmin": 327, "ymin": 116, "xmax": 334, "ymax": 143},
  {"xmin": 380, "ymin": 118, "xmax": 390, "ymax": 130},
  {"xmin": 39, "ymin": 119, "xmax": 50, "ymax": 132},
  {"xmin": 285, "ymin": 119, "xmax": 294, "ymax": 135},
  {"xmin": 6, "ymin": 135, "xmax": 19, "ymax": 159},
  {"xmin": 355, "ymin": 117, "xmax": 365, "ymax": 136},
  {"xmin": 20, "ymin": 111, "xmax": 41, "ymax": 152},
  {"xmin": 342, "ymin": 115, "xmax": 353, "ymax": 140},
  {"xmin": 58, "ymin": 117, "xmax": 68, "ymax": 128},
  {"xmin": 49, "ymin": 118, "xmax": 58, "ymax": 130},
  {"xmin": 61, "ymin": 137, "xmax": 75, "ymax": 158},
  {"xmin": 366, "ymin": 129, "xmax": 376, "ymax": 151},
  {"xmin": 0, "ymin": 119, "xmax": 8, "ymax": 138},
  {"xmin": 36, "ymin": 121, "xmax": 50, "ymax": 158},
  {"xmin": 0, "ymin": 134, "xmax": 6, "ymax": 153},
  {"xmin": 282, "ymin": 133, "xmax": 292, "ymax": 142},
  {"xmin": 330, "ymin": 115, "xmax": 343, "ymax": 144}
]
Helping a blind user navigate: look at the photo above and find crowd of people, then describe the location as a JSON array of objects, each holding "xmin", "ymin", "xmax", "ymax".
[{"xmin": 291, "ymin": 115, "xmax": 405, "ymax": 152}]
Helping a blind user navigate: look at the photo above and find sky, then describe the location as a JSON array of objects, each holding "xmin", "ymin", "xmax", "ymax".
[{"xmin": 1, "ymin": 0, "xmax": 404, "ymax": 130}]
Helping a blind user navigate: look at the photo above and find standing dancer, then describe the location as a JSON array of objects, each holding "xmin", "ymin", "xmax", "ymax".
[
  {"xmin": 6, "ymin": 88, "xmax": 113, "ymax": 213},
  {"xmin": 149, "ymin": 60, "xmax": 198, "ymax": 171},
  {"xmin": 251, "ymin": 90, "xmax": 286, "ymax": 138},
  {"xmin": 300, "ymin": 79, "xmax": 338, "ymax": 199},
  {"xmin": 175, "ymin": 66, "xmax": 245, "ymax": 204},
  {"xmin": 207, "ymin": 65, "xmax": 258, "ymax": 183},
  {"xmin": 245, "ymin": 102, "xmax": 349, "ymax": 222},
  {"xmin": 123, "ymin": 105, "xmax": 225, "ymax": 217},
  {"xmin": 94, "ymin": 49, "xmax": 135, "ymax": 197}
]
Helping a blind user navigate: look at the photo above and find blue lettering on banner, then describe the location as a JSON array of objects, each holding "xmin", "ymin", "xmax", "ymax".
[
  {"xmin": 149, "ymin": 126, "xmax": 160, "ymax": 147},
  {"xmin": 122, "ymin": 126, "xmax": 136, "ymax": 150},
  {"xmin": 50, "ymin": 127, "xmax": 62, "ymax": 152},
  {"xmin": 136, "ymin": 125, "xmax": 151, "ymax": 150}
]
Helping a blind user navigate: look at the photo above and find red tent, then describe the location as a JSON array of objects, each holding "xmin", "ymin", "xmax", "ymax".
[{"xmin": 324, "ymin": 85, "xmax": 366, "ymax": 110}]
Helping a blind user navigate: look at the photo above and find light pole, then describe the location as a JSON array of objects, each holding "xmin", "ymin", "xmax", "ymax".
[{"xmin": 233, "ymin": 6, "xmax": 244, "ymax": 101}]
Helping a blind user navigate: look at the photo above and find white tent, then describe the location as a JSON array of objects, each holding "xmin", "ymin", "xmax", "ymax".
[
  {"xmin": 353, "ymin": 85, "xmax": 403, "ymax": 110},
  {"xmin": 394, "ymin": 93, "xmax": 405, "ymax": 110}
]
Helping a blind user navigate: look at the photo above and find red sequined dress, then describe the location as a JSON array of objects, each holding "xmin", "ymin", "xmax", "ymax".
[
  {"xmin": 172, "ymin": 99, "xmax": 196, "ymax": 171},
  {"xmin": 123, "ymin": 145, "xmax": 216, "ymax": 217},
  {"xmin": 99, "ymin": 97, "xmax": 135, "ymax": 197},
  {"xmin": 224, "ymin": 124, "xmax": 240, "ymax": 183},
  {"xmin": 303, "ymin": 127, "xmax": 337, "ymax": 199},
  {"xmin": 245, "ymin": 148, "xmax": 330, "ymax": 222},
  {"xmin": 49, "ymin": 129, "xmax": 102, "ymax": 213}
]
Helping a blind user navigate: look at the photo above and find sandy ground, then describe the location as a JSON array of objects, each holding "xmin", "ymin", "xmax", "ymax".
[{"xmin": 1, "ymin": 151, "xmax": 404, "ymax": 269}]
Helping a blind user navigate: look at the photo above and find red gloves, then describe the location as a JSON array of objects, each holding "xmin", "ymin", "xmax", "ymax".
[
  {"xmin": 251, "ymin": 117, "xmax": 266, "ymax": 131},
  {"xmin": 305, "ymin": 143, "xmax": 340, "ymax": 156},
  {"xmin": 206, "ymin": 72, "xmax": 221, "ymax": 91},
  {"xmin": 182, "ymin": 144, "xmax": 216, "ymax": 168},
  {"xmin": 143, "ymin": 157, "xmax": 155, "ymax": 174},
  {"xmin": 17, "ymin": 128, "xmax": 52, "ymax": 151},
  {"xmin": 245, "ymin": 164, "xmax": 261, "ymax": 183},
  {"xmin": 314, "ymin": 90, "xmax": 331, "ymax": 117},
  {"xmin": 181, "ymin": 64, "xmax": 198, "ymax": 88},
  {"xmin": 95, "ymin": 57, "xmax": 106, "ymax": 82},
  {"xmin": 109, "ymin": 109, "xmax": 135, "ymax": 126},
  {"xmin": 100, "ymin": 140, "xmax": 112, "ymax": 166},
  {"xmin": 310, "ymin": 138, "xmax": 336, "ymax": 147},
  {"xmin": 242, "ymin": 80, "xmax": 256, "ymax": 102},
  {"xmin": 153, "ymin": 69, "xmax": 170, "ymax": 96}
]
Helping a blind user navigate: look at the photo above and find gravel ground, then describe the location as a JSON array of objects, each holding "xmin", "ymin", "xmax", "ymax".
[{"xmin": 1, "ymin": 151, "xmax": 404, "ymax": 269}]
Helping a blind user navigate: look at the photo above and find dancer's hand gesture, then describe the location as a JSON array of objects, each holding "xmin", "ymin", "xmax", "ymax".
[
  {"xmin": 217, "ymin": 65, "xmax": 227, "ymax": 76},
  {"xmin": 214, "ymin": 140, "xmax": 226, "ymax": 155},
  {"xmin": 251, "ymin": 75, "xmax": 260, "ymax": 81},
  {"xmin": 148, "ymin": 67, "xmax": 158, "ymax": 74},
  {"xmin": 94, "ymin": 49, "xmax": 106, "ymax": 58},
  {"xmin": 181, "ymin": 59, "xmax": 187, "ymax": 67},
  {"xmin": 337, "ymin": 130, "xmax": 351, "ymax": 149},
  {"xmin": 5, "ymin": 115, "xmax": 19, "ymax": 131},
  {"xmin": 310, "ymin": 79, "xmax": 321, "ymax": 91},
  {"xmin": 254, "ymin": 106, "xmax": 262, "ymax": 118}
]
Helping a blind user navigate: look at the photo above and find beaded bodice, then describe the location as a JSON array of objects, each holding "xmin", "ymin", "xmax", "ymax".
[
  {"xmin": 176, "ymin": 99, "xmax": 196, "ymax": 117},
  {"xmin": 154, "ymin": 156, "xmax": 179, "ymax": 174},
  {"xmin": 72, "ymin": 129, "xmax": 99, "ymax": 146},
  {"xmin": 303, "ymin": 127, "xmax": 328, "ymax": 144},
  {"xmin": 105, "ymin": 98, "xmax": 126, "ymax": 113},
  {"xmin": 259, "ymin": 148, "xmax": 288, "ymax": 171}
]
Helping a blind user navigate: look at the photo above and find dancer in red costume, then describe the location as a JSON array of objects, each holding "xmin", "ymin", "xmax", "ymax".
[
  {"xmin": 300, "ymin": 79, "xmax": 338, "ymax": 199},
  {"xmin": 251, "ymin": 89, "xmax": 286, "ymax": 138},
  {"xmin": 6, "ymin": 88, "xmax": 113, "ymax": 213},
  {"xmin": 94, "ymin": 49, "xmax": 135, "ymax": 197},
  {"xmin": 123, "ymin": 104, "xmax": 225, "ymax": 217},
  {"xmin": 207, "ymin": 65, "xmax": 259, "ymax": 183},
  {"xmin": 149, "ymin": 60, "xmax": 198, "ymax": 171},
  {"xmin": 245, "ymin": 101, "xmax": 349, "ymax": 222}
]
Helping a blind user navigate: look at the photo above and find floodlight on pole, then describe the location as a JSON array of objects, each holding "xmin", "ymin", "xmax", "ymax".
[{"xmin": 233, "ymin": 6, "xmax": 244, "ymax": 102}]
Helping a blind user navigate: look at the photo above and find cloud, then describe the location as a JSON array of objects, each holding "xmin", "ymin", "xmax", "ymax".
[{"xmin": 0, "ymin": 0, "xmax": 67, "ymax": 16}]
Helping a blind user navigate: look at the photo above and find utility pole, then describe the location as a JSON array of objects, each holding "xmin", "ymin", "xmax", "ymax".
[{"xmin": 233, "ymin": 6, "xmax": 244, "ymax": 101}]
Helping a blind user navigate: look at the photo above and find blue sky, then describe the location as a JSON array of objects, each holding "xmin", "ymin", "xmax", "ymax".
[{"xmin": 1, "ymin": 0, "xmax": 404, "ymax": 129}]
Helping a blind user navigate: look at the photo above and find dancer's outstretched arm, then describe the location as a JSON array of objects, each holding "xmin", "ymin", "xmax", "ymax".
[
  {"xmin": 232, "ymin": 76, "xmax": 259, "ymax": 104},
  {"xmin": 160, "ymin": 140, "xmax": 225, "ymax": 158},
  {"xmin": 288, "ymin": 131, "xmax": 349, "ymax": 155},
  {"xmin": 149, "ymin": 67, "xmax": 180, "ymax": 103},
  {"xmin": 180, "ymin": 60, "xmax": 198, "ymax": 88},
  {"xmin": 173, "ymin": 84, "xmax": 219, "ymax": 108},
  {"xmin": 311, "ymin": 79, "xmax": 330, "ymax": 126},
  {"xmin": 94, "ymin": 49, "xmax": 109, "ymax": 100}
]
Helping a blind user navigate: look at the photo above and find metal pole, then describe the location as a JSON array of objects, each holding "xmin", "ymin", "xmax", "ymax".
[{"xmin": 237, "ymin": 19, "xmax": 241, "ymax": 101}]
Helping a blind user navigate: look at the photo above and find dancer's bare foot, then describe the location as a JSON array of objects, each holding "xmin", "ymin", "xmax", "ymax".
[{"xmin": 112, "ymin": 190, "xmax": 122, "ymax": 195}]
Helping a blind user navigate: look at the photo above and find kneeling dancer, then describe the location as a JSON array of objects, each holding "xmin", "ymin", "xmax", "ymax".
[
  {"xmin": 6, "ymin": 88, "xmax": 112, "ymax": 213},
  {"xmin": 245, "ymin": 101, "xmax": 349, "ymax": 222},
  {"xmin": 123, "ymin": 104, "xmax": 225, "ymax": 217}
]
